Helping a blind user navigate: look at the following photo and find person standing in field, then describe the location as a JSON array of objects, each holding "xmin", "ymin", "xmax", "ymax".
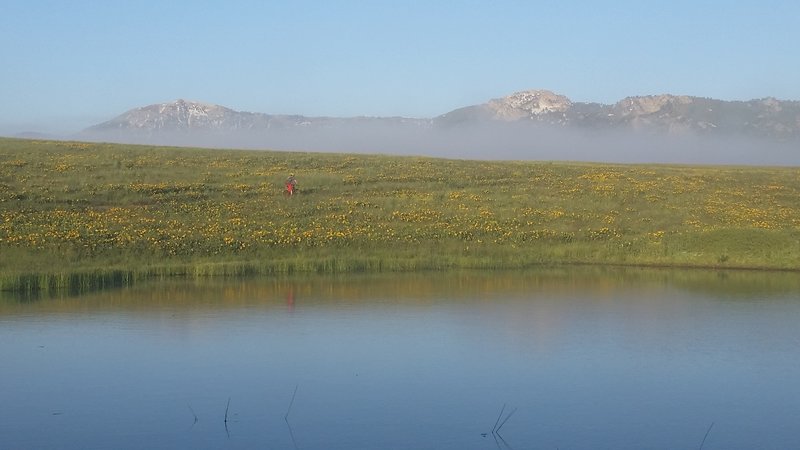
[{"xmin": 285, "ymin": 173, "xmax": 298, "ymax": 196}]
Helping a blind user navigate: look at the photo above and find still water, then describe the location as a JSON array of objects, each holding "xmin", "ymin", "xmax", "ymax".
[{"xmin": 2, "ymin": 268, "xmax": 800, "ymax": 449}]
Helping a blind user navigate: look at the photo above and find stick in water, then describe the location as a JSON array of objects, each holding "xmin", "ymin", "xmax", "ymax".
[
  {"xmin": 492, "ymin": 403, "xmax": 506, "ymax": 433},
  {"xmin": 224, "ymin": 397, "xmax": 231, "ymax": 424},
  {"xmin": 285, "ymin": 384, "xmax": 299, "ymax": 421},
  {"xmin": 188, "ymin": 404, "xmax": 199, "ymax": 425},
  {"xmin": 699, "ymin": 422, "xmax": 714, "ymax": 450},
  {"xmin": 496, "ymin": 407, "xmax": 517, "ymax": 433}
]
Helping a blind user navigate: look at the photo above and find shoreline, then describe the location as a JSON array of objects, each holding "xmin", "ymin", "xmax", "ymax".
[{"xmin": 3, "ymin": 258, "xmax": 799, "ymax": 295}]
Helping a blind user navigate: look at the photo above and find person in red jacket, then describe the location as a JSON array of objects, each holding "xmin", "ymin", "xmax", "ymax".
[{"xmin": 285, "ymin": 173, "xmax": 298, "ymax": 196}]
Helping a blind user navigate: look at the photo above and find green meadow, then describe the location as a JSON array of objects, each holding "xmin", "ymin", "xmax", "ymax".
[{"xmin": 1, "ymin": 137, "xmax": 799, "ymax": 292}]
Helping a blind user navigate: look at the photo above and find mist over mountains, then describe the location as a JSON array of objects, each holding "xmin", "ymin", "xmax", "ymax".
[{"xmin": 74, "ymin": 90, "xmax": 800, "ymax": 165}]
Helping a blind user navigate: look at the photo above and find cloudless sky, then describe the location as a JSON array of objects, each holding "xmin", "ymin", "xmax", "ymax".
[{"xmin": 1, "ymin": 0, "xmax": 799, "ymax": 133}]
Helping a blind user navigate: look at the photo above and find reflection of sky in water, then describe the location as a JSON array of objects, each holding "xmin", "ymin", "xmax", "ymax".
[{"xmin": 2, "ymin": 268, "xmax": 800, "ymax": 449}]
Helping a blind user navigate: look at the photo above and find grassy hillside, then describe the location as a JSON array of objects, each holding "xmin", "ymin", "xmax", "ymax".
[{"xmin": 1, "ymin": 137, "xmax": 799, "ymax": 292}]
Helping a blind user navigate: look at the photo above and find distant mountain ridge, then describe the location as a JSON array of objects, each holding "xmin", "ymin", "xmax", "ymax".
[
  {"xmin": 84, "ymin": 91, "xmax": 800, "ymax": 141},
  {"xmin": 436, "ymin": 90, "xmax": 800, "ymax": 140},
  {"xmin": 85, "ymin": 98, "xmax": 430, "ymax": 133},
  {"xmin": 86, "ymin": 99, "xmax": 257, "ymax": 131},
  {"xmin": 63, "ymin": 90, "xmax": 800, "ymax": 164}
]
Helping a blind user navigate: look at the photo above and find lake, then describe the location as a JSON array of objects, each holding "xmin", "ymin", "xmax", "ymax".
[{"xmin": 2, "ymin": 267, "xmax": 800, "ymax": 449}]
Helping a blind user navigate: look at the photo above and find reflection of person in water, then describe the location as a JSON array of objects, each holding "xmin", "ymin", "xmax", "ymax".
[{"xmin": 286, "ymin": 288, "xmax": 295, "ymax": 312}]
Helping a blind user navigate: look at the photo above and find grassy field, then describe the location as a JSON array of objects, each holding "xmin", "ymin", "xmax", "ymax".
[{"xmin": 1, "ymin": 137, "xmax": 799, "ymax": 292}]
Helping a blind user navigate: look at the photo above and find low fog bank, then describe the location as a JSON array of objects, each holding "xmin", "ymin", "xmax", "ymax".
[{"xmin": 77, "ymin": 123, "xmax": 799, "ymax": 166}]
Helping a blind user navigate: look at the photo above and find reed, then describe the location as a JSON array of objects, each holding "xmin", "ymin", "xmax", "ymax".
[
  {"xmin": 285, "ymin": 384, "xmax": 298, "ymax": 421},
  {"xmin": 224, "ymin": 397, "xmax": 231, "ymax": 424},
  {"xmin": 699, "ymin": 422, "xmax": 715, "ymax": 450}
]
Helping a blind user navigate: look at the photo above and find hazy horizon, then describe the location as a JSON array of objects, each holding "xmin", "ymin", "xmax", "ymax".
[{"xmin": 59, "ymin": 121, "xmax": 797, "ymax": 167}]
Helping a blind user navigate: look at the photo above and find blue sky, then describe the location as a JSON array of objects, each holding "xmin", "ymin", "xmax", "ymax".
[{"xmin": 2, "ymin": 0, "xmax": 799, "ymax": 133}]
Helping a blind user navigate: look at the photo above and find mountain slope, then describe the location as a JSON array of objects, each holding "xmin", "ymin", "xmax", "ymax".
[
  {"xmin": 85, "ymin": 99, "xmax": 312, "ymax": 132},
  {"xmin": 85, "ymin": 99, "xmax": 430, "ymax": 133},
  {"xmin": 436, "ymin": 90, "xmax": 800, "ymax": 140}
]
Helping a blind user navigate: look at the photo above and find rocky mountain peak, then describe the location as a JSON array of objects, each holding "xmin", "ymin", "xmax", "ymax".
[
  {"xmin": 154, "ymin": 99, "xmax": 232, "ymax": 119},
  {"xmin": 487, "ymin": 89, "xmax": 573, "ymax": 120},
  {"xmin": 758, "ymin": 97, "xmax": 784, "ymax": 112},
  {"xmin": 90, "ymin": 99, "xmax": 241, "ymax": 131},
  {"xmin": 614, "ymin": 94, "xmax": 694, "ymax": 116}
]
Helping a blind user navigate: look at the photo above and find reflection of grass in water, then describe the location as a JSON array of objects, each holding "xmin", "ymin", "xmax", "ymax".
[
  {"xmin": 4, "ymin": 268, "xmax": 799, "ymax": 313},
  {"xmin": 1, "ymin": 137, "xmax": 800, "ymax": 292}
]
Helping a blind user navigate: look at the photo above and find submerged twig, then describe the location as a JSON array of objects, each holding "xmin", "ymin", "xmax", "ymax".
[
  {"xmin": 489, "ymin": 402, "xmax": 516, "ymax": 449},
  {"xmin": 286, "ymin": 418, "xmax": 299, "ymax": 450},
  {"xmin": 699, "ymin": 421, "xmax": 714, "ymax": 450},
  {"xmin": 285, "ymin": 384, "xmax": 299, "ymax": 421},
  {"xmin": 284, "ymin": 385, "xmax": 300, "ymax": 449},
  {"xmin": 188, "ymin": 404, "xmax": 199, "ymax": 426},
  {"xmin": 224, "ymin": 397, "xmax": 232, "ymax": 438},
  {"xmin": 493, "ymin": 430, "xmax": 514, "ymax": 450}
]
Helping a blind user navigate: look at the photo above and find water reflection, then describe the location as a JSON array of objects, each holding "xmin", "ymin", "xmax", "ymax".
[
  {"xmin": 1, "ymin": 267, "xmax": 800, "ymax": 449},
  {"xmin": 3, "ymin": 266, "xmax": 800, "ymax": 313}
]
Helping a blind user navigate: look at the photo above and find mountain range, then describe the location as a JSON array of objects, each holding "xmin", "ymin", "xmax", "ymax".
[
  {"xmin": 438, "ymin": 91, "xmax": 800, "ymax": 139},
  {"xmin": 84, "ymin": 99, "xmax": 429, "ymax": 134},
  {"xmin": 84, "ymin": 90, "xmax": 800, "ymax": 139},
  {"xmin": 70, "ymin": 90, "xmax": 800, "ymax": 164}
]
